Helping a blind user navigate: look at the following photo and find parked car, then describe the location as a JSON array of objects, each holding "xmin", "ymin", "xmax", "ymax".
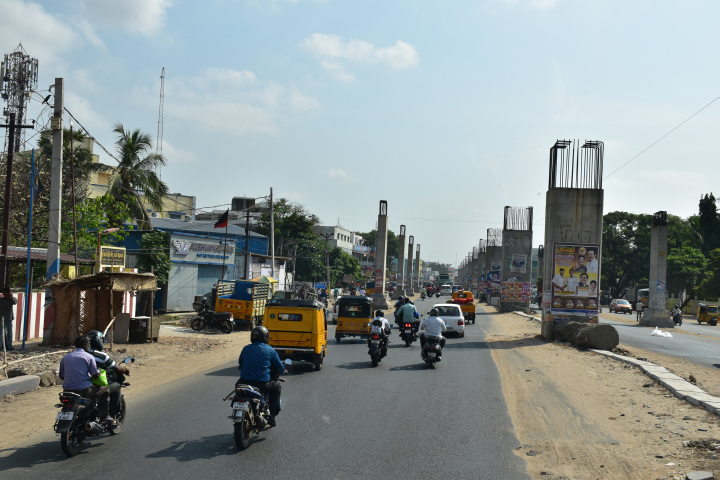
[
  {"xmin": 609, "ymin": 299, "xmax": 633, "ymax": 314},
  {"xmin": 432, "ymin": 303, "xmax": 465, "ymax": 338}
]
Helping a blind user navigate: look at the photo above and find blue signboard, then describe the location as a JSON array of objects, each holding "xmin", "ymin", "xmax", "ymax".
[{"xmin": 315, "ymin": 282, "xmax": 327, "ymax": 290}]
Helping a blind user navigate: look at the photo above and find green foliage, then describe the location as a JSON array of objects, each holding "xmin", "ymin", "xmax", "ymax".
[
  {"xmin": 328, "ymin": 247, "xmax": 363, "ymax": 284},
  {"xmin": 697, "ymin": 249, "xmax": 720, "ymax": 300},
  {"xmin": 425, "ymin": 262, "xmax": 452, "ymax": 275},
  {"xmin": 354, "ymin": 229, "xmax": 399, "ymax": 263},
  {"xmin": 600, "ymin": 211, "xmax": 652, "ymax": 297},
  {"xmin": 698, "ymin": 194, "xmax": 720, "ymax": 255},
  {"xmin": 667, "ymin": 247, "xmax": 706, "ymax": 297},
  {"xmin": 60, "ymin": 195, "xmax": 132, "ymax": 259},
  {"xmin": 136, "ymin": 230, "xmax": 171, "ymax": 286}
]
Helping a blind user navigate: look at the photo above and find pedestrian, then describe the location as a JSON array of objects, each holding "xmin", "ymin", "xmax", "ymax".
[
  {"xmin": 635, "ymin": 299, "xmax": 643, "ymax": 321},
  {"xmin": 298, "ymin": 286, "xmax": 306, "ymax": 300},
  {"xmin": 1, "ymin": 287, "xmax": 17, "ymax": 351},
  {"xmin": 333, "ymin": 287, "xmax": 339, "ymax": 299}
]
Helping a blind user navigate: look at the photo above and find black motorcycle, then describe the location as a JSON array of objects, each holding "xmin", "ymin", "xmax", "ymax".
[
  {"xmin": 420, "ymin": 292, "xmax": 427, "ymax": 300},
  {"xmin": 191, "ymin": 298, "xmax": 233, "ymax": 333},
  {"xmin": 226, "ymin": 375, "xmax": 286, "ymax": 450},
  {"xmin": 367, "ymin": 322, "xmax": 389, "ymax": 367},
  {"xmin": 399, "ymin": 321, "xmax": 417, "ymax": 347},
  {"xmin": 54, "ymin": 357, "xmax": 133, "ymax": 456},
  {"xmin": 673, "ymin": 311, "xmax": 683, "ymax": 326},
  {"xmin": 435, "ymin": 292, "xmax": 441, "ymax": 298},
  {"xmin": 421, "ymin": 336, "xmax": 443, "ymax": 367}
]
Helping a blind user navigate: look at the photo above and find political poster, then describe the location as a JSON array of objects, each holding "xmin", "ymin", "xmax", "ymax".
[
  {"xmin": 501, "ymin": 282, "xmax": 531, "ymax": 302},
  {"xmin": 550, "ymin": 243, "xmax": 600, "ymax": 315},
  {"xmin": 510, "ymin": 254, "xmax": 527, "ymax": 273}
]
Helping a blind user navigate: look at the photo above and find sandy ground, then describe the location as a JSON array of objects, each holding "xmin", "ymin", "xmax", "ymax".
[{"xmin": 483, "ymin": 304, "xmax": 720, "ymax": 480}]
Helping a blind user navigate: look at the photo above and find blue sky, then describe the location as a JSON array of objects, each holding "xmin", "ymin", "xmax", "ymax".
[{"xmin": 2, "ymin": 0, "xmax": 719, "ymax": 266}]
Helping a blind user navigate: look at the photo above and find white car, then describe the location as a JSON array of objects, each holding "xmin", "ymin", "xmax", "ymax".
[
  {"xmin": 440, "ymin": 285, "xmax": 453, "ymax": 296},
  {"xmin": 432, "ymin": 303, "xmax": 465, "ymax": 338}
]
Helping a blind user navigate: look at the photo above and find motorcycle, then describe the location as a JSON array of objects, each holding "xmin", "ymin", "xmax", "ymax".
[
  {"xmin": 400, "ymin": 321, "xmax": 417, "ymax": 347},
  {"xmin": 420, "ymin": 292, "xmax": 427, "ymax": 300},
  {"xmin": 226, "ymin": 368, "xmax": 288, "ymax": 450},
  {"xmin": 54, "ymin": 357, "xmax": 134, "ymax": 457},
  {"xmin": 367, "ymin": 332, "xmax": 388, "ymax": 367},
  {"xmin": 435, "ymin": 292, "xmax": 441, "ymax": 298},
  {"xmin": 191, "ymin": 298, "xmax": 234, "ymax": 333},
  {"xmin": 673, "ymin": 311, "xmax": 683, "ymax": 326},
  {"xmin": 421, "ymin": 335, "xmax": 443, "ymax": 367}
]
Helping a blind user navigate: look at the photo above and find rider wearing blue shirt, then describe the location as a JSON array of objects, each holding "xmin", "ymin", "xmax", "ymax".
[{"xmin": 238, "ymin": 326, "xmax": 287, "ymax": 427}]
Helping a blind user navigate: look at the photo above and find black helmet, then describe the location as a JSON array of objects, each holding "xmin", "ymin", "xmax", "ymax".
[
  {"xmin": 87, "ymin": 330, "xmax": 104, "ymax": 351},
  {"xmin": 375, "ymin": 309, "xmax": 384, "ymax": 317},
  {"xmin": 250, "ymin": 326, "xmax": 269, "ymax": 344},
  {"xmin": 429, "ymin": 308, "xmax": 439, "ymax": 316}
]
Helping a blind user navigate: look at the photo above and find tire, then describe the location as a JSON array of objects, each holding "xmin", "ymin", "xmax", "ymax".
[
  {"xmin": 712, "ymin": 321, "xmax": 717, "ymax": 327},
  {"xmin": 404, "ymin": 337, "xmax": 411, "ymax": 347},
  {"xmin": 220, "ymin": 320, "xmax": 233, "ymax": 334},
  {"xmin": 335, "ymin": 334, "xmax": 342, "ymax": 344},
  {"xmin": 460, "ymin": 331, "xmax": 465, "ymax": 338},
  {"xmin": 60, "ymin": 420, "xmax": 84, "ymax": 457},
  {"xmin": 109, "ymin": 397, "xmax": 126, "ymax": 435},
  {"xmin": 313, "ymin": 353, "xmax": 323, "ymax": 371},
  {"xmin": 233, "ymin": 414, "xmax": 252, "ymax": 450},
  {"xmin": 371, "ymin": 354, "xmax": 378, "ymax": 367},
  {"xmin": 190, "ymin": 317, "xmax": 205, "ymax": 331}
]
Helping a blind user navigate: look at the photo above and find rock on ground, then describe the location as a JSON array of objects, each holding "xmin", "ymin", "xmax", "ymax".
[{"xmin": 574, "ymin": 324, "xmax": 620, "ymax": 351}]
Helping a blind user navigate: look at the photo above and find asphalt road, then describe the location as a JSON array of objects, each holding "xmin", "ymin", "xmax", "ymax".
[
  {"xmin": 1, "ymin": 296, "xmax": 530, "ymax": 480},
  {"xmin": 602, "ymin": 309, "xmax": 720, "ymax": 340}
]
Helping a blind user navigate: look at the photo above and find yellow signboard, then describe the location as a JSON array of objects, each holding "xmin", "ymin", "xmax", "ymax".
[{"xmin": 99, "ymin": 246, "xmax": 126, "ymax": 267}]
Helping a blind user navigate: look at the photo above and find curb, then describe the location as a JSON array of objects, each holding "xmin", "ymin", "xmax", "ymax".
[
  {"xmin": 0, "ymin": 375, "xmax": 40, "ymax": 398},
  {"xmin": 509, "ymin": 311, "xmax": 720, "ymax": 416}
]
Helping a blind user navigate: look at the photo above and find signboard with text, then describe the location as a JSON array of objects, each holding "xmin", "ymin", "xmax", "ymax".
[{"xmin": 550, "ymin": 243, "xmax": 600, "ymax": 316}]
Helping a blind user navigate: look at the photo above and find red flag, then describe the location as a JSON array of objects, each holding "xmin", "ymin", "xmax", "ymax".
[{"xmin": 214, "ymin": 209, "xmax": 229, "ymax": 228}]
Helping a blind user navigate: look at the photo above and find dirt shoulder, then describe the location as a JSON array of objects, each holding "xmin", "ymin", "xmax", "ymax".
[
  {"xmin": 482, "ymin": 304, "xmax": 720, "ymax": 480},
  {"xmin": 0, "ymin": 327, "xmax": 250, "ymax": 451}
]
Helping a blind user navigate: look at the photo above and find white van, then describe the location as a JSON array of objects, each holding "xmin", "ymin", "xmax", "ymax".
[{"xmin": 440, "ymin": 285, "xmax": 453, "ymax": 296}]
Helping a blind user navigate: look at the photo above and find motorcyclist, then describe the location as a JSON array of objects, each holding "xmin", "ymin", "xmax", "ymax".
[
  {"xmin": 420, "ymin": 308, "xmax": 447, "ymax": 358},
  {"xmin": 87, "ymin": 330, "xmax": 129, "ymax": 422},
  {"xmin": 393, "ymin": 296, "xmax": 405, "ymax": 326},
  {"xmin": 672, "ymin": 304, "xmax": 682, "ymax": 324},
  {"xmin": 397, "ymin": 297, "xmax": 420, "ymax": 334},
  {"xmin": 368, "ymin": 310, "xmax": 392, "ymax": 355},
  {"xmin": 238, "ymin": 326, "xmax": 287, "ymax": 427},
  {"xmin": 58, "ymin": 335, "xmax": 115, "ymax": 426}
]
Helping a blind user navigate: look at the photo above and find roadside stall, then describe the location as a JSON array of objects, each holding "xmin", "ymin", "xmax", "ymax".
[{"xmin": 44, "ymin": 271, "xmax": 158, "ymax": 348}]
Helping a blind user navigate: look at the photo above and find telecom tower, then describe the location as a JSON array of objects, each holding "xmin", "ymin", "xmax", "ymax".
[
  {"xmin": 0, "ymin": 43, "xmax": 38, "ymax": 153},
  {"xmin": 156, "ymin": 67, "xmax": 165, "ymax": 178}
]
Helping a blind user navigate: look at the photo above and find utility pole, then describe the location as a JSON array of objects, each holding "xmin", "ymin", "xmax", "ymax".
[
  {"xmin": 69, "ymin": 120, "xmax": 78, "ymax": 278},
  {"xmin": 244, "ymin": 209, "xmax": 250, "ymax": 279},
  {"xmin": 0, "ymin": 113, "xmax": 33, "ymax": 287},
  {"xmin": 46, "ymin": 78, "xmax": 63, "ymax": 280},
  {"xmin": 270, "ymin": 187, "xmax": 275, "ymax": 279},
  {"xmin": 318, "ymin": 232, "xmax": 332, "ymax": 293}
]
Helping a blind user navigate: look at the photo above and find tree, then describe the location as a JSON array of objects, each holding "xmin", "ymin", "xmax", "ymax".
[
  {"xmin": 60, "ymin": 195, "xmax": 132, "ymax": 259},
  {"xmin": 697, "ymin": 248, "xmax": 720, "ymax": 300},
  {"xmin": 104, "ymin": 123, "xmax": 168, "ymax": 230},
  {"xmin": 425, "ymin": 262, "xmax": 452, "ymax": 275},
  {"xmin": 136, "ymin": 230, "xmax": 171, "ymax": 286},
  {"xmin": 698, "ymin": 194, "xmax": 720, "ymax": 255},
  {"xmin": 666, "ymin": 246, "xmax": 706, "ymax": 303},
  {"xmin": 601, "ymin": 211, "xmax": 652, "ymax": 297},
  {"xmin": 355, "ymin": 229, "xmax": 399, "ymax": 262},
  {"xmin": 328, "ymin": 247, "xmax": 363, "ymax": 285}
]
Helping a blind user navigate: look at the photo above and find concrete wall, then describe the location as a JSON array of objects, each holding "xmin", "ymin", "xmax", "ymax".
[{"xmin": 501, "ymin": 231, "xmax": 533, "ymax": 283}]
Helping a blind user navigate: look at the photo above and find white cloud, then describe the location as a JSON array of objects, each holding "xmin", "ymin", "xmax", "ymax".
[
  {"xmin": 327, "ymin": 169, "xmax": 350, "ymax": 181},
  {"xmin": 161, "ymin": 140, "xmax": 200, "ymax": 165},
  {"xmin": 204, "ymin": 68, "xmax": 256, "ymax": 88},
  {"xmin": 79, "ymin": 0, "xmax": 172, "ymax": 35},
  {"xmin": 302, "ymin": 33, "xmax": 419, "ymax": 69},
  {"xmin": 319, "ymin": 61, "xmax": 356, "ymax": 82}
]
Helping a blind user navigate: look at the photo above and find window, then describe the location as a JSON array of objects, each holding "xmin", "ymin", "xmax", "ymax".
[
  {"xmin": 279, "ymin": 313, "xmax": 302, "ymax": 321},
  {"xmin": 339, "ymin": 303, "xmax": 371, "ymax": 317},
  {"xmin": 437, "ymin": 306, "xmax": 460, "ymax": 317}
]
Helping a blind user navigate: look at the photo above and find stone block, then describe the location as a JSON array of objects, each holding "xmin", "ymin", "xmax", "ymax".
[
  {"xmin": 0, "ymin": 375, "xmax": 40, "ymax": 398},
  {"xmin": 574, "ymin": 324, "xmax": 619, "ymax": 351},
  {"xmin": 685, "ymin": 392, "xmax": 719, "ymax": 407},
  {"xmin": 685, "ymin": 471, "xmax": 714, "ymax": 480},
  {"xmin": 38, "ymin": 370, "xmax": 56, "ymax": 387},
  {"xmin": 7, "ymin": 367, "xmax": 27, "ymax": 378},
  {"xmin": 702, "ymin": 401, "xmax": 720, "ymax": 415}
]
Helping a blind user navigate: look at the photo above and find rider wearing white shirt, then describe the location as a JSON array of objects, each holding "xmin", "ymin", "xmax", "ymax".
[
  {"xmin": 369, "ymin": 311, "xmax": 391, "ymax": 345},
  {"xmin": 419, "ymin": 309, "xmax": 447, "ymax": 350}
]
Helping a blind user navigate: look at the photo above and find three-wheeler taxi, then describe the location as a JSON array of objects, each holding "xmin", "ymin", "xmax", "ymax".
[
  {"xmin": 335, "ymin": 296, "xmax": 373, "ymax": 343},
  {"xmin": 265, "ymin": 298, "xmax": 328, "ymax": 371},
  {"xmin": 450, "ymin": 290, "xmax": 476, "ymax": 323}
]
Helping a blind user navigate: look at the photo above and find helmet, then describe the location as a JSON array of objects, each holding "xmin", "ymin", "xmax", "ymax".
[
  {"xmin": 429, "ymin": 308, "xmax": 439, "ymax": 316},
  {"xmin": 250, "ymin": 326, "xmax": 270, "ymax": 344},
  {"xmin": 87, "ymin": 330, "xmax": 104, "ymax": 351},
  {"xmin": 397, "ymin": 296, "xmax": 404, "ymax": 303},
  {"xmin": 375, "ymin": 310, "xmax": 384, "ymax": 317}
]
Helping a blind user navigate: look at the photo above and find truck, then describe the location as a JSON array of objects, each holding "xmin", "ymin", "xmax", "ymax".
[{"xmin": 214, "ymin": 280, "xmax": 271, "ymax": 329}]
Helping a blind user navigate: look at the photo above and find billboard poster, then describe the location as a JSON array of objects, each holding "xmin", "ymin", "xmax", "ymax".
[
  {"xmin": 501, "ymin": 282, "xmax": 531, "ymax": 302},
  {"xmin": 490, "ymin": 261, "xmax": 501, "ymax": 271},
  {"xmin": 657, "ymin": 280, "xmax": 666, "ymax": 292},
  {"xmin": 550, "ymin": 243, "xmax": 600, "ymax": 316},
  {"xmin": 510, "ymin": 254, "xmax": 527, "ymax": 273},
  {"xmin": 485, "ymin": 264, "xmax": 501, "ymax": 296}
]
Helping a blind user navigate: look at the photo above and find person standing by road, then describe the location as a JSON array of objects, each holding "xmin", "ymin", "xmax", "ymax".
[
  {"xmin": 1, "ymin": 287, "xmax": 17, "ymax": 351},
  {"xmin": 636, "ymin": 299, "xmax": 643, "ymax": 321},
  {"xmin": 333, "ymin": 287, "xmax": 339, "ymax": 299},
  {"xmin": 298, "ymin": 286, "xmax": 306, "ymax": 300}
]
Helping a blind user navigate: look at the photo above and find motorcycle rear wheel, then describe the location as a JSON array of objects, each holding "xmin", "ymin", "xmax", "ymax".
[
  {"xmin": 234, "ymin": 415, "xmax": 252, "ymax": 450},
  {"xmin": 191, "ymin": 317, "xmax": 205, "ymax": 331},
  {"xmin": 60, "ymin": 420, "xmax": 84, "ymax": 457},
  {"xmin": 371, "ymin": 354, "xmax": 378, "ymax": 367},
  {"xmin": 220, "ymin": 320, "xmax": 233, "ymax": 334},
  {"xmin": 404, "ymin": 337, "xmax": 411, "ymax": 347},
  {"xmin": 109, "ymin": 397, "xmax": 126, "ymax": 435}
]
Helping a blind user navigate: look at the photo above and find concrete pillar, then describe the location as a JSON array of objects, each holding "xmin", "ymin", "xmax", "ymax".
[
  {"xmin": 485, "ymin": 228, "xmax": 502, "ymax": 305},
  {"xmin": 372, "ymin": 201, "xmax": 389, "ymax": 309},
  {"xmin": 393, "ymin": 225, "xmax": 406, "ymax": 299},
  {"xmin": 500, "ymin": 207, "xmax": 534, "ymax": 311},
  {"xmin": 641, "ymin": 211, "xmax": 673, "ymax": 327},
  {"xmin": 406, "ymin": 236, "xmax": 415, "ymax": 296},
  {"xmin": 415, "ymin": 244, "xmax": 421, "ymax": 290},
  {"xmin": 477, "ymin": 243, "xmax": 486, "ymax": 297},
  {"xmin": 543, "ymin": 139, "xmax": 604, "ymax": 325}
]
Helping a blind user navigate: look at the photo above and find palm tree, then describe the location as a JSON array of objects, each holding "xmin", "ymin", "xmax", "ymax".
[{"xmin": 105, "ymin": 123, "xmax": 168, "ymax": 230}]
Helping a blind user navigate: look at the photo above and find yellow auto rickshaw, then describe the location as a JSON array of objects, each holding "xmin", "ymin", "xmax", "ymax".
[
  {"xmin": 265, "ymin": 298, "xmax": 328, "ymax": 371},
  {"xmin": 697, "ymin": 303, "xmax": 719, "ymax": 326},
  {"xmin": 450, "ymin": 290, "xmax": 476, "ymax": 324},
  {"xmin": 335, "ymin": 296, "xmax": 373, "ymax": 343}
]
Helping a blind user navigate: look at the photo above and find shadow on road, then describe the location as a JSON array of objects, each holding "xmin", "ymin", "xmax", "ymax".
[
  {"xmin": 335, "ymin": 361, "xmax": 372, "ymax": 370},
  {"xmin": 443, "ymin": 341, "xmax": 489, "ymax": 350},
  {"xmin": 205, "ymin": 366, "xmax": 241, "ymax": 377},
  {"xmin": 0, "ymin": 440, "xmax": 102, "ymax": 470},
  {"xmin": 146, "ymin": 434, "xmax": 252, "ymax": 461},
  {"xmin": 389, "ymin": 363, "xmax": 428, "ymax": 371}
]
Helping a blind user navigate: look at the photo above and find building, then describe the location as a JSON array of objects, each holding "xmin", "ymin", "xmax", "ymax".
[
  {"xmin": 313, "ymin": 225, "xmax": 366, "ymax": 262},
  {"xmin": 122, "ymin": 218, "xmax": 289, "ymax": 311}
]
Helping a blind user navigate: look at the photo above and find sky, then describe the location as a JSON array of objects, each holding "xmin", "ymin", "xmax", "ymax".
[{"xmin": 1, "ymin": 0, "xmax": 719, "ymax": 267}]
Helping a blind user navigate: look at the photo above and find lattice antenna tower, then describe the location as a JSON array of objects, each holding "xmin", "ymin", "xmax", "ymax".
[
  {"xmin": 1, "ymin": 43, "xmax": 38, "ymax": 153},
  {"xmin": 155, "ymin": 67, "xmax": 165, "ymax": 179}
]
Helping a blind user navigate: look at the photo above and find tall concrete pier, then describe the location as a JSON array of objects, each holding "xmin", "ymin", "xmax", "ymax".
[
  {"xmin": 393, "ymin": 225, "xmax": 406, "ymax": 299},
  {"xmin": 500, "ymin": 206, "xmax": 534, "ymax": 311},
  {"xmin": 542, "ymin": 140, "xmax": 604, "ymax": 326},
  {"xmin": 415, "ymin": 244, "xmax": 421, "ymax": 290},
  {"xmin": 485, "ymin": 228, "xmax": 502, "ymax": 305},
  {"xmin": 406, "ymin": 235, "xmax": 415, "ymax": 296},
  {"xmin": 477, "ymin": 240, "xmax": 486, "ymax": 296},
  {"xmin": 641, "ymin": 211, "xmax": 673, "ymax": 327},
  {"xmin": 372, "ymin": 201, "xmax": 389, "ymax": 309}
]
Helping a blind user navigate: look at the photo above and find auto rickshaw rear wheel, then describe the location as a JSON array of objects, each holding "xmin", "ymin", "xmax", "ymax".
[
  {"xmin": 313, "ymin": 353, "xmax": 323, "ymax": 371},
  {"xmin": 335, "ymin": 334, "xmax": 342, "ymax": 343}
]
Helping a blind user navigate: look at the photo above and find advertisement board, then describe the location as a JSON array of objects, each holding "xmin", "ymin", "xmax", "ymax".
[
  {"xmin": 510, "ymin": 254, "xmax": 527, "ymax": 273},
  {"xmin": 550, "ymin": 243, "xmax": 600, "ymax": 316},
  {"xmin": 501, "ymin": 282, "xmax": 531, "ymax": 302}
]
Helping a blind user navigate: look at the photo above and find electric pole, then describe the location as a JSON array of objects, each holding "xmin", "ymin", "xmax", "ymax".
[
  {"xmin": 318, "ymin": 232, "xmax": 332, "ymax": 293},
  {"xmin": 46, "ymin": 78, "xmax": 63, "ymax": 280},
  {"xmin": 270, "ymin": 187, "xmax": 275, "ymax": 279}
]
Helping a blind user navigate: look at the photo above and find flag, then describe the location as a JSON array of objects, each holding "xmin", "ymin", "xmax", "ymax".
[
  {"xmin": 33, "ymin": 174, "xmax": 44, "ymax": 202},
  {"xmin": 214, "ymin": 209, "xmax": 229, "ymax": 228}
]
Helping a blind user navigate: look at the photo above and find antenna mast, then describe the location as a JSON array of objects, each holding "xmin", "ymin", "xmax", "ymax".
[
  {"xmin": 1, "ymin": 43, "xmax": 38, "ymax": 153},
  {"xmin": 155, "ymin": 67, "xmax": 165, "ymax": 178}
]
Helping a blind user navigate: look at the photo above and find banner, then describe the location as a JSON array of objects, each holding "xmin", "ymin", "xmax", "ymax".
[
  {"xmin": 501, "ymin": 282, "xmax": 531, "ymax": 302},
  {"xmin": 550, "ymin": 243, "xmax": 600, "ymax": 315},
  {"xmin": 510, "ymin": 254, "xmax": 527, "ymax": 273},
  {"xmin": 485, "ymin": 263, "xmax": 501, "ymax": 296}
]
